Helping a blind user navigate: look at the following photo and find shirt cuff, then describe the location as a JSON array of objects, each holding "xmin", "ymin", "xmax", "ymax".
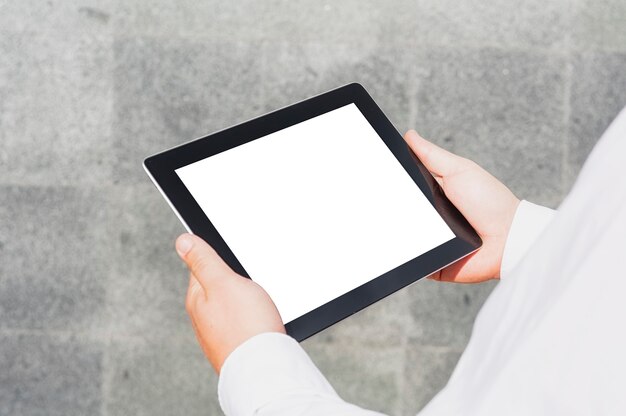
[
  {"xmin": 500, "ymin": 200, "xmax": 556, "ymax": 278},
  {"xmin": 218, "ymin": 332, "xmax": 340, "ymax": 416}
]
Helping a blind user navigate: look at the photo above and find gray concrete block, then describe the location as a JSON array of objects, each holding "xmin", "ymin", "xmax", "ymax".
[
  {"xmin": 411, "ymin": 47, "xmax": 567, "ymax": 208},
  {"xmin": 567, "ymin": 52, "xmax": 626, "ymax": 189},
  {"xmin": 302, "ymin": 340, "xmax": 404, "ymax": 414},
  {"xmin": 261, "ymin": 42, "xmax": 414, "ymax": 136},
  {"xmin": 105, "ymin": 184, "xmax": 191, "ymax": 341},
  {"xmin": 401, "ymin": 342, "xmax": 462, "ymax": 414},
  {"xmin": 112, "ymin": 1, "xmax": 223, "ymax": 38},
  {"xmin": 0, "ymin": 1, "xmax": 114, "ymax": 33},
  {"xmin": 0, "ymin": 186, "xmax": 111, "ymax": 332},
  {"xmin": 0, "ymin": 333, "xmax": 102, "ymax": 416},
  {"xmin": 0, "ymin": 29, "xmax": 114, "ymax": 186},
  {"xmin": 114, "ymin": 1, "xmax": 416, "ymax": 47},
  {"xmin": 102, "ymin": 184, "xmax": 221, "ymax": 414},
  {"xmin": 112, "ymin": 37, "xmax": 265, "ymax": 185},
  {"xmin": 413, "ymin": 0, "xmax": 570, "ymax": 49},
  {"xmin": 105, "ymin": 336, "xmax": 221, "ymax": 416},
  {"xmin": 406, "ymin": 279, "xmax": 496, "ymax": 349},
  {"xmin": 571, "ymin": 0, "xmax": 626, "ymax": 52}
]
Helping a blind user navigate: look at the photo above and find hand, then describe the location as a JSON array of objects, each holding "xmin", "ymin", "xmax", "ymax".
[
  {"xmin": 404, "ymin": 130, "xmax": 520, "ymax": 283},
  {"xmin": 176, "ymin": 233, "xmax": 285, "ymax": 373}
]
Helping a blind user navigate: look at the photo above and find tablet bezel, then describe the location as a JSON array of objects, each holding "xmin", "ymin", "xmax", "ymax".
[{"xmin": 144, "ymin": 83, "xmax": 482, "ymax": 341}]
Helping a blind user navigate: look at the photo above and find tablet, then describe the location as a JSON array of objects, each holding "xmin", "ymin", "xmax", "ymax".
[{"xmin": 144, "ymin": 83, "xmax": 481, "ymax": 341}]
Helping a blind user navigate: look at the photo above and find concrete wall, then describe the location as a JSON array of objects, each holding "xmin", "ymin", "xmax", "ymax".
[{"xmin": 1, "ymin": 1, "xmax": 625, "ymax": 415}]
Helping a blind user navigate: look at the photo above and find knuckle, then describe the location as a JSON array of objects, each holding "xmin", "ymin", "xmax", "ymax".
[
  {"xmin": 190, "ymin": 254, "xmax": 211, "ymax": 276},
  {"xmin": 462, "ymin": 158, "xmax": 478, "ymax": 169},
  {"xmin": 454, "ymin": 157, "xmax": 475, "ymax": 174},
  {"xmin": 421, "ymin": 142, "xmax": 434, "ymax": 158}
]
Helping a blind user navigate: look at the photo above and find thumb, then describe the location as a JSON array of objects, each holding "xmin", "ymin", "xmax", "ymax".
[
  {"xmin": 175, "ymin": 233, "xmax": 235, "ymax": 289},
  {"xmin": 404, "ymin": 130, "xmax": 467, "ymax": 177}
]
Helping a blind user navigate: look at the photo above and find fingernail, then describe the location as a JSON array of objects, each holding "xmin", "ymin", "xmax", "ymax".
[{"xmin": 176, "ymin": 234, "xmax": 194, "ymax": 257}]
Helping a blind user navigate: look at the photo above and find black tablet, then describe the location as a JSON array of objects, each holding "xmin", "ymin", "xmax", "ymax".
[{"xmin": 144, "ymin": 83, "xmax": 481, "ymax": 341}]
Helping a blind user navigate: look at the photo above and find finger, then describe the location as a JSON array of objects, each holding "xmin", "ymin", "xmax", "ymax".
[
  {"xmin": 404, "ymin": 130, "xmax": 467, "ymax": 177},
  {"xmin": 426, "ymin": 270, "xmax": 442, "ymax": 281},
  {"xmin": 437, "ymin": 249, "xmax": 496, "ymax": 283},
  {"xmin": 438, "ymin": 257, "xmax": 471, "ymax": 282},
  {"xmin": 186, "ymin": 273, "xmax": 204, "ymax": 313},
  {"xmin": 184, "ymin": 285, "xmax": 212, "ymax": 360},
  {"xmin": 187, "ymin": 273, "xmax": 205, "ymax": 300},
  {"xmin": 176, "ymin": 233, "xmax": 235, "ymax": 290}
]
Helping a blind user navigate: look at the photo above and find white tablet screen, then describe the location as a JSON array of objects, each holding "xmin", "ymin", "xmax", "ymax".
[{"xmin": 176, "ymin": 103, "xmax": 455, "ymax": 324}]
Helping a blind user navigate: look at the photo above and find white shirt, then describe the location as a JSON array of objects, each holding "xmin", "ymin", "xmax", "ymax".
[{"xmin": 218, "ymin": 108, "xmax": 626, "ymax": 416}]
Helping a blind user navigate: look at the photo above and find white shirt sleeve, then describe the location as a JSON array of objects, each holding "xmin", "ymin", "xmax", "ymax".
[
  {"xmin": 499, "ymin": 200, "xmax": 556, "ymax": 278},
  {"xmin": 218, "ymin": 332, "xmax": 386, "ymax": 416}
]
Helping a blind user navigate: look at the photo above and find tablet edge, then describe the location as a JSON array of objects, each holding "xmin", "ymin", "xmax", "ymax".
[{"xmin": 142, "ymin": 161, "xmax": 193, "ymax": 234}]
